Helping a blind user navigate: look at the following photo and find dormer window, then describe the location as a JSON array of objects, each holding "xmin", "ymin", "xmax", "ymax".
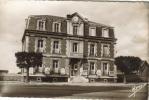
[
  {"xmin": 53, "ymin": 22, "xmax": 61, "ymax": 32},
  {"xmin": 37, "ymin": 20, "xmax": 46, "ymax": 31},
  {"xmin": 102, "ymin": 28, "xmax": 109, "ymax": 37},
  {"xmin": 73, "ymin": 25, "xmax": 78, "ymax": 35},
  {"xmin": 89, "ymin": 27, "xmax": 96, "ymax": 36}
]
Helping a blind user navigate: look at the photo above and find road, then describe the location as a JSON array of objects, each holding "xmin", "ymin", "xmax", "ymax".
[{"xmin": 0, "ymin": 82, "xmax": 148, "ymax": 100}]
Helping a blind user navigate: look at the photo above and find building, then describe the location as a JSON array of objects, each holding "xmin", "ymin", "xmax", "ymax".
[
  {"xmin": 0, "ymin": 70, "xmax": 8, "ymax": 75},
  {"xmin": 21, "ymin": 12, "xmax": 117, "ymax": 82},
  {"xmin": 138, "ymin": 60, "xmax": 149, "ymax": 82}
]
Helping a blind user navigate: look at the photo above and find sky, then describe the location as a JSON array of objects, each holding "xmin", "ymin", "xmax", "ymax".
[{"xmin": 0, "ymin": 1, "xmax": 148, "ymax": 73}]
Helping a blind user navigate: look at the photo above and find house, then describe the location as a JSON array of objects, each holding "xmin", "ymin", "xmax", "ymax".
[
  {"xmin": 138, "ymin": 60, "xmax": 149, "ymax": 82},
  {"xmin": 0, "ymin": 70, "xmax": 8, "ymax": 75},
  {"xmin": 21, "ymin": 12, "xmax": 117, "ymax": 82}
]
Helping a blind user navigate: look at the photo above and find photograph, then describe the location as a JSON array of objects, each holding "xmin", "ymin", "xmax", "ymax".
[{"xmin": 0, "ymin": 0, "xmax": 148, "ymax": 100}]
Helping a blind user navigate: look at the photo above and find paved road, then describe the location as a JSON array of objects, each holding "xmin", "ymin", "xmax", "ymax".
[{"xmin": 0, "ymin": 82, "xmax": 148, "ymax": 100}]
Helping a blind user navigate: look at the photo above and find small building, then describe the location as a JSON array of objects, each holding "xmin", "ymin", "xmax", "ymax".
[
  {"xmin": 21, "ymin": 12, "xmax": 117, "ymax": 83},
  {"xmin": 138, "ymin": 60, "xmax": 149, "ymax": 82},
  {"xmin": 0, "ymin": 70, "xmax": 8, "ymax": 75}
]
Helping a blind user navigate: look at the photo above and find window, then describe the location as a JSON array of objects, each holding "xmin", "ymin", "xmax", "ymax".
[
  {"xmin": 54, "ymin": 23, "xmax": 59, "ymax": 32},
  {"xmin": 53, "ymin": 60, "xmax": 58, "ymax": 68},
  {"xmin": 90, "ymin": 44, "xmax": 95, "ymax": 56},
  {"xmin": 102, "ymin": 28, "xmax": 109, "ymax": 37},
  {"xmin": 73, "ymin": 26, "xmax": 78, "ymax": 35},
  {"xmin": 53, "ymin": 22, "xmax": 60, "ymax": 32},
  {"xmin": 90, "ymin": 62, "xmax": 95, "ymax": 70},
  {"xmin": 103, "ymin": 63, "xmax": 107, "ymax": 70},
  {"xmin": 89, "ymin": 27, "xmax": 96, "ymax": 36},
  {"xmin": 89, "ymin": 62, "xmax": 95, "ymax": 74},
  {"xmin": 53, "ymin": 41, "xmax": 59, "ymax": 49},
  {"xmin": 37, "ymin": 40, "xmax": 43, "ymax": 48},
  {"xmin": 53, "ymin": 60, "xmax": 59, "ymax": 73},
  {"xmin": 103, "ymin": 62, "xmax": 108, "ymax": 76},
  {"xmin": 53, "ymin": 41, "xmax": 59, "ymax": 53},
  {"xmin": 103, "ymin": 45, "xmax": 110, "ymax": 57},
  {"xmin": 37, "ymin": 39, "xmax": 45, "ymax": 53},
  {"xmin": 37, "ymin": 20, "xmax": 45, "ymax": 30},
  {"xmin": 72, "ymin": 43, "xmax": 78, "ymax": 53}
]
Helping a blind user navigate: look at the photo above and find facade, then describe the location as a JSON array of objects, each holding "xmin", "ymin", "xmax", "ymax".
[{"xmin": 21, "ymin": 12, "xmax": 117, "ymax": 82}]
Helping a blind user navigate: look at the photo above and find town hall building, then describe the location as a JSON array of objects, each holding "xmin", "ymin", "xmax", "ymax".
[{"xmin": 21, "ymin": 12, "xmax": 117, "ymax": 82}]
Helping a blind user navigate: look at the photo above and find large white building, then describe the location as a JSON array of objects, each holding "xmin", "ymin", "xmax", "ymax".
[{"xmin": 21, "ymin": 12, "xmax": 117, "ymax": 82}]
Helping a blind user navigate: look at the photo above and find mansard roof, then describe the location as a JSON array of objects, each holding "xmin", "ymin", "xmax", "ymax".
[{"xmin": 29, "ymin": 12, "xmax": 113, "ymax": 28}]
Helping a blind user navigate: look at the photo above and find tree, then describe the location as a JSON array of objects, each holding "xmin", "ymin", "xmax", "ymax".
[
  {"xmin": 114, "ymin": 56, "xmax": 142, "ymax": 83},
  {"xmin": 15, "ymin": 52, "xmax": 43, "ymax": 82}
]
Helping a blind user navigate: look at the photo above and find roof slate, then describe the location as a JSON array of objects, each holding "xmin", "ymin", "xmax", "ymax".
[{"xmin": 29, "ymin": 12, "xmax": 113, "ymax": 28}]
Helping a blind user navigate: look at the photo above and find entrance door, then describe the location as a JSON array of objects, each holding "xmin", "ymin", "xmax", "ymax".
[{"xmin": 71, "ymin": 64, "xmax": 78, "ymax": 76}]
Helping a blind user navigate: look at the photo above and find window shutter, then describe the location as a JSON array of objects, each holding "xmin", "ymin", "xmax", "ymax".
[
  {"xmin": 95, "ymin": 43, "xmax": 97, "ymax": 56},
  {"xmin": 96, "ymin": 27, "xmax": 102, "ymax": 37},
  {"xmin": 37, "ymin": 20, "xmax": 39, "ymax": 30},
  {"xmin": 109, "ymin": 28, "xmax": 114, "ymax": 38},
  {"xmin": 59, "ymin": 40, "xmax": 61, "ymax": 53},
  {"xmin": 88, "ymin": 43, "xmax": 90, "ymax": 56},
  {"xmin": 59, "ymin": 22, "xmax": 61, "ymax": 32},
  {"xmin": 43, "ymin": 38, "xmax": 46, "ymax": 53},
  {"xmin": 52, "ymin": 22, "xmax": 54, "ymax": 32},
  {"xmin": 51, "ymin": 40, "xmax": 53, "ymax": 53},
  {"xmin": 43, "ymin": 21, "xmax": 46, "ymax": 31},
  {"xmin": 108, "ymin": 45, "xmax": 110, "ymax": 57},
  {"xmin": 101, "ymin": 44, "xmax": 103, "ymax": 57},
  {"xmin": 35, "ymin": 38, "xmax": 37, "ymax": 52}
]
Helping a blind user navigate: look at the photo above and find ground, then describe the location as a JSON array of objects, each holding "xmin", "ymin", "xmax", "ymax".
[{"xmin": 0, "ymin": 81, "xmax": 148, "ymax": 100}]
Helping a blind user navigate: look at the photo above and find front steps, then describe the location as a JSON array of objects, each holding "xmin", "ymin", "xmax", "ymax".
[{"xmin": 68, "ymin": 76, "xmax": 89, "ymax": 83}]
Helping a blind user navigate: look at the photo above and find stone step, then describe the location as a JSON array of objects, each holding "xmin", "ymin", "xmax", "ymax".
[{"xmin": 69, "ymin": 76, "xmax": 89, "ymax": 83}]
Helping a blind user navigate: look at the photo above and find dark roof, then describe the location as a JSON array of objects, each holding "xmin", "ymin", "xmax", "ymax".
[
  {"xmin": 88, "ymin": 21, "xmax": 113, "ymax": 28},
  {"xmin": 29, "ymin": 12, "xmax": 113, "ymax": 28},
  {"xmin": 29, "ymin": 15, "xmax": 66, "ymax": 21},
  {"xmin": 139, "ymin": 60, "xmax": 149, "ymax": 72}
]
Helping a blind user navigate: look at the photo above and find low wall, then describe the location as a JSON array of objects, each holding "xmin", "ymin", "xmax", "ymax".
[{"xmin": 0, "ymin": 75, "xmax": 22, "ymax": 81}]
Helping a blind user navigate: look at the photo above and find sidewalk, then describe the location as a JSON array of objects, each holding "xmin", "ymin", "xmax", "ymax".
[{"xmin": 0, "ymin": 81, "xmax": 146, "ymax": 87}]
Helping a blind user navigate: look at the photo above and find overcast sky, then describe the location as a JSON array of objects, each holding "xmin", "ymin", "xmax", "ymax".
[{"xmin": 0, "ymin": 1, "xmax": 148, "ymax": 73}]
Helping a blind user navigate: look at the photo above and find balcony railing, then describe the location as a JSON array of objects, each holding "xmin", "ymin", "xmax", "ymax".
[
  {"xmin": 89, "ymin": 70, "xmax": 96, "ymax": 75},
  {"xmin": 36, "ymin": 48, "xmax": 45, "ymax": 53},
  {"xmin": 52, "ymin": 49, "xmax": 61, "ymax": 54},
  {"xmin": 70, "ymin": 52, "xmax": 83, "ymax": 57},
  {"xmin": 88, "ymin": 53, "xmax": 97, "ymax": 57},
  {"xmin": 102, "ymin": 71, "xmax": 109, "ymax": 76},
  {"xmin": 109, "ymin": 71, "xmax": 115, "ymax": 76},
  {"xmin": 102, "ymin": 54, "xmax": 110, "ymax": 58}
]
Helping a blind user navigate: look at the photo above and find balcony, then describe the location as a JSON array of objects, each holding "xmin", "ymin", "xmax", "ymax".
[
  {"xmin": 70, "ymin": 52, "xmax": 83, "ymax": 58},
  {"xmin": 89, "ymin": 70, "xmax": 96, "ymax": 75},
  {"xmin": 88, "ymin": 53, "xmax": 97, "ymax": 57},
  {"xmin": 109, "ymin": 71, "xmax": 115, "ymax": 76},
  {"xmin": 102, "ymin": 54, "xmax": 110, "ymax": 58},
  {"xmin": 52, "ymin": 49, "xmax": 61, "ymax": 54},
  {"xmin": 36, "ymin": 48, "xmax": 45, "ymax": 53},
  {"xmin": 102, "ymin": 71, "xmax": 109, "ymax": 76}
]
